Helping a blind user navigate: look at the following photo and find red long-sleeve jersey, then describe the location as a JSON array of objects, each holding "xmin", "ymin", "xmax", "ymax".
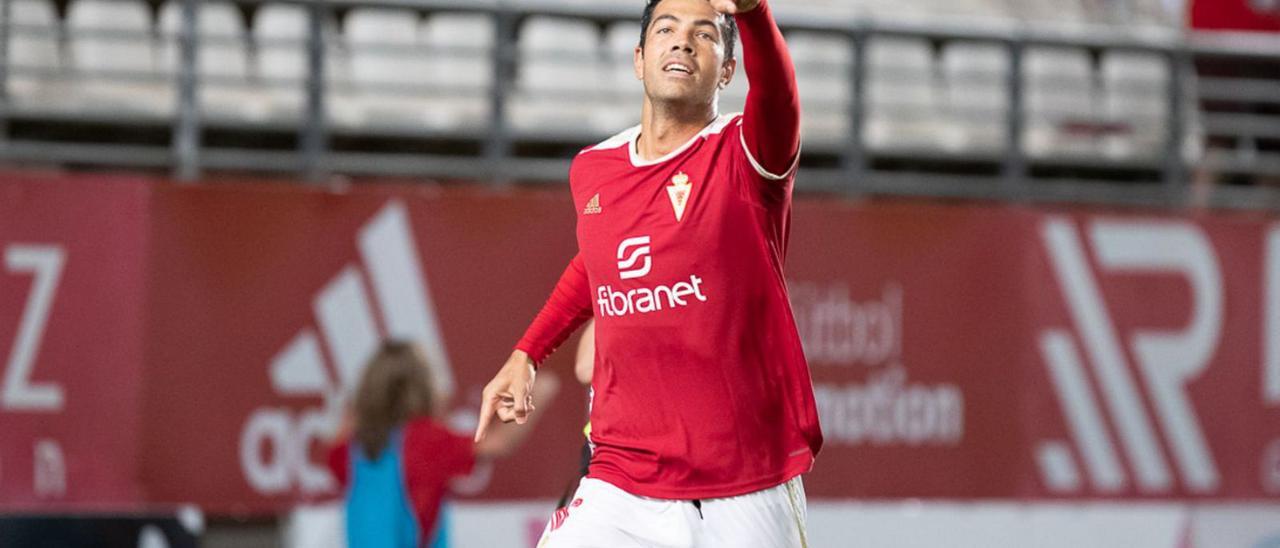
[{"xmin": 517, "ymin": 0, "xmax": 821, "ymax": 499}]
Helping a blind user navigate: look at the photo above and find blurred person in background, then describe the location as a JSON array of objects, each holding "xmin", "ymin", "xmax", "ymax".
[
  {"xmin": 329, "ymin": 340, "xmax": 560, "ymax": 548},
  {"xmin": 475, "ymin": 0, "xmax": 821, "ymax": 545}
]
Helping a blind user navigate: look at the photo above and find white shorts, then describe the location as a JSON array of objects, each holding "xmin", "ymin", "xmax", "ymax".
[{"xmin": 537, "ymin": 477, "xmax": 809, "ymax": 548}]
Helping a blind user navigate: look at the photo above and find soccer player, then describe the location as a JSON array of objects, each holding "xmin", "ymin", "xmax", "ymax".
[{"xmin": 475, "ymin": 0, "xmax": 821, "ymax": 545}]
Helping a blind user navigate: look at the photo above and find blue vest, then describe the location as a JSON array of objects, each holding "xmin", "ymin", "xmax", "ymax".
[{"xmin": 346, "ymin": 429, "xmax": 449, "ymax": 548}]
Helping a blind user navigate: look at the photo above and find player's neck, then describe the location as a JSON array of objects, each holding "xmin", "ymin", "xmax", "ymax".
[{"xmin": 635, "ymin": 100, "xmax": 719, "ymax": 161}]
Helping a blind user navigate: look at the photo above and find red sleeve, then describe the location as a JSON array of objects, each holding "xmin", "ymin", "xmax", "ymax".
[
  {"xmin": 737, "ymin": 0, "xmax": 801, "ymax": 181},
  {"xmin": 515, "ymin": 254, "xmax": 594, "ymax": 365},
  {"xmin": 327, "ymin": 438, "xmax": 350, "ymax": 491}
]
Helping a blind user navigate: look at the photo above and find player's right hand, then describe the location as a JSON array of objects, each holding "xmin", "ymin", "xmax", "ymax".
[{"xmin": 475, "ymin": 350, "xmax": 538, "ymax": 442}]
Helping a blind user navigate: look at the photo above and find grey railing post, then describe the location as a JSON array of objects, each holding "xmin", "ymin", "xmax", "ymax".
[
  {"xmin": 1164, "ymin": 45, "xmax": 1188, "ymax": 205},
  {"xmin": 1002, "ymin": 39, "xmax": 1027, "ymax": 193},
  {"xmin": 485, "ymin": 8, "xmax": 516, "ymax": 180},
  {"xmin": 844, "ymin": 28, "xmax": 868, "ymax": 189},
  {"xmin": 302, "ymin": 0, "xmax": 330, "ymax": 183},
  {"xmin": 0, "ymin": 0, "xmax": 13, "ymax": 152},
  {"xmin": 173, "ymin": 0, "xmax": 201, "ymax": 182}
]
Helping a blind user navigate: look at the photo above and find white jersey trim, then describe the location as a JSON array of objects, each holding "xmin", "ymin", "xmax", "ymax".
[
  {"xmin": 582, "ymin": 126, "xmax": 638, "ymax": 154},
  {"xmin": 739, "ymin": 123, "xmax": 801, "ymax": 181},
  {"xmin": 581, "ymin": 114, "xmax": 742, "ymax": 168}
]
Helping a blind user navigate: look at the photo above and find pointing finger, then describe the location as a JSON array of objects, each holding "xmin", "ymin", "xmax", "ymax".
[{"xmin": 475, "ymin": 390, "xmax": 495, "ymax": 442}]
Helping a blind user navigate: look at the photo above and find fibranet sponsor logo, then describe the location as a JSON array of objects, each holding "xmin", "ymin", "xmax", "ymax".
[
  {"xmin": 616, "ymin": 236, "xmax": 652, "ymax": 280},
  {"xmin": 597, "ymin": 235, "xmax": 709, "ymax": 317},
  {"xmin": 596, "ymin": 276, "xmax": 709, "ymax": 317}
]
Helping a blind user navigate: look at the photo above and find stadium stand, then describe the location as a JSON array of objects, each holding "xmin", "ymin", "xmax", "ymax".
[
  {"xmin": 0, "ymin": 0, "xmax": 1276, "ymax": 207},
  {"xmin": 788, "ymin": 31, "xmax": 852, "ymax": 149},
  {"xmin": 66, "ymin": 0, "xmax": 170, "ymax": 117},
  {"xmin": 7, "ymin": 0, "xmax": 62, "ymax": 113},
  {"xmin": 158, "ymin": 1, "xmax": 263, "ymax": 123},
  {"xmin": 337, "ymin": 6, "xmax": 431, "ymax": 129},
  {"xmin": 939, "ymin": 41, "xmax": 1007, "ymax": 155},
  {"xmin": 419, "ymin": 12, "xmax": 492, "ymax": 131},
  {"xmin": 511, "ymin": 16, "xmax": 605, "ymax": 133}
]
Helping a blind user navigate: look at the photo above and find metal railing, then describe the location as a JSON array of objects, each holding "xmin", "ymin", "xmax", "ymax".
[{"xmin": 0, "ymin": 0, "xmax": 1278, "ymax": 210}]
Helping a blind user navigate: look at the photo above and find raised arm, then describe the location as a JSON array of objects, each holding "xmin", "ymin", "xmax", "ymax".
[
  {"xmin": 475, "ymin": 255, "xmax": 592, "ymax": 441},
  {"xmin": 719, "ymin": 0, "xmax": 801, "ymax": 179},
  {"xmin": 516, "ymin": 254, "xmax": 594, "ymax": 364}
]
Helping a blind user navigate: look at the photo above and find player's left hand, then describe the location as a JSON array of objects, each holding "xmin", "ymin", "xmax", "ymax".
[
  {"xmin": 475, "ymin": 350, "xmax": 538, "ymax": 442},
  {"xmin": 709, "ymin": 0, "xmax": 761, "ymax": 15}
]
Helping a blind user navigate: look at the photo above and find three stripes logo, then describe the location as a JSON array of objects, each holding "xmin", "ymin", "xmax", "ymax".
[
  {"xmin": 583, "ymin": 194, "xmax": 601, "ymax": 216},
  {"xmin": 1035, "ymin": 218, "xmax": 1223, "ymax": 495},
  {"xmin": 617, "ymin": 236, "xmax": 652, "ymax": 280},
  {"xmin": 240, "ymin": 200, "xmax": 454, "ymax": 495}
]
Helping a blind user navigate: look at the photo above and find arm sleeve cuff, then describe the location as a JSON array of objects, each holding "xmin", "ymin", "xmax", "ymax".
[{"xmin": 736, "ymin": 0, "xmax": 802, "ymax": 181}]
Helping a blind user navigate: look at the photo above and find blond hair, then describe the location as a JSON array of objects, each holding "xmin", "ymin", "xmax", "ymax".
[{"xmin": 352, "ymin": 341, "xmax": 436, "ymax": 459}]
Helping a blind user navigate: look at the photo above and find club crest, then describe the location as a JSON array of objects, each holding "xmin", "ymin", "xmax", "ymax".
[{"xmin": 666, "ymin": 172, "xmax": 692, "ymax": 221}]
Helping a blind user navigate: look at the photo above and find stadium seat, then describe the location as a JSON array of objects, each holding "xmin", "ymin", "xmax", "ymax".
[
  {"xmin": 865, "ymin": 37, "xmax": 943, "ymax": 151},
  {"xmin": 932, "ymin": 0, "xmax": 1013, "ymax": 20},
  {"xmin": 420, "ymin": 12, "xmax": 494, "ymax": 131},
  {"xmin": 158, "ymin": 1, "xmax": 268, "ymax": 123},
  {"xmin": 1009, "ymin": 0, "xmax": 1087, "ymax": 27},
  {"xmin": 336, "ymin": 7, "xmax": 433, "ymax": 130},
  {"xmin": 940, "ymin": 41, "xmax": 1009, "ymax": 154},
  {"xmin": 601, "ymin": 22, "xmax": 644, "ymax": 130},
  {"xmin": 770, "ymin": 0, "xmax": 858, "ymax": 19},
  {"xmin": 1101, "ymin": 52, "xmax": 1170, "ymax": 159},
  {"xmin": 253, "ymin": 3, "xmax": 306, "ymax": 123},
  {"xmin": 66, "ymin": 0, "xmax": 173, "ymax": 118},
  {"xmin": 788, "ymin": 31, "xmax": 853, "ymax": 149},
  {"xmin": 1023, "ymin": 47, "xmax": 1099, "ymax": 157},
  {"xmin": 510, "ymin": 16, "xmax": 604, "ymax": 134},
  {"xmin": 859, "ymin": 0, "xmax": 937, "ymax": 22},
  {"xmin": 6, "ymin": 0, "xmax": 62, "ymax": 112},
  {"xmin": 253, "ymin": 3, "xmax": 345, "ymax": 125}
]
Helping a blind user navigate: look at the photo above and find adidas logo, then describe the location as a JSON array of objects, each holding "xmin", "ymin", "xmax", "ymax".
[
  {"xmin": 583, "ymin": 194, "xmax": 601, "ymax": 215},
  {"xmin": 239, "ymin": 200, "xmax": 454, "ymax": 495}
]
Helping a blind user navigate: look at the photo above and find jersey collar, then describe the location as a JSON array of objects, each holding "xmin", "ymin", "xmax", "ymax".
[{"xmin": 627, "ymin": 114, "xmax": 740, "ymax": 168}]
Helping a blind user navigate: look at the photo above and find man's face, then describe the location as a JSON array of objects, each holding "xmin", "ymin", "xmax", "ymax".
[{"xmin": 634, "ymin": 0, "xmax": 736, "ymax": 108}]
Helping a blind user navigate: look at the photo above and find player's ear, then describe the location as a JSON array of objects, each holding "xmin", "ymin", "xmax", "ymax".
[
  {"xmin": 718, "ymin": 58, "xmax": 736, "ymax": 90},
  {"xmin": 633, "ymin": 45, "xmax": 645, "ymax": 80}
]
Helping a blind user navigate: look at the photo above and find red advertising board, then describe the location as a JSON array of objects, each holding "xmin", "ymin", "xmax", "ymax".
[
  {"xmin": 1192, "ymin": 0, "xmax": 1280, "ymax": 32},
  {"xmin": 788, "ymin": 202, "xmax": 1280, "ymax": 500},
  {"xmin": 140, "ymin": 183, "xmax": 590, "ymax": 514},
  {"xmin": 1, "ymin": 171, "xmax": 1279, "ymax": 515},
  {"xmin": 0, "ymin": 173, "xmax": 151, "ymax": 511}
]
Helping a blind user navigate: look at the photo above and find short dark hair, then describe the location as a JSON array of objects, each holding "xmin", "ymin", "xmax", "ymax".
[{"xmin": 639, "ymin": 0, "xmax": 737, "ymax": 61}]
